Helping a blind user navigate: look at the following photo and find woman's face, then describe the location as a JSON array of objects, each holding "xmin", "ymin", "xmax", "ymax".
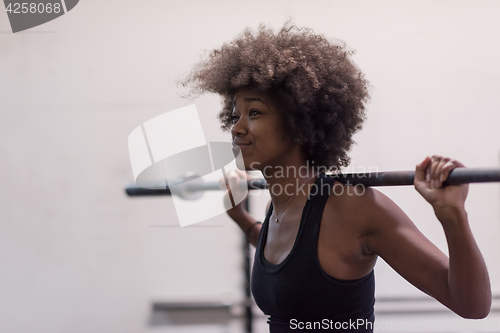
[{"xmin": 231, "ymin": 89, "xmax": 298, "ymax": 171}]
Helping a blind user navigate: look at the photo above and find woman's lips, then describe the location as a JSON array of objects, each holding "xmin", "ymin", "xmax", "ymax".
[
  {"xmin": 232, "ymin": 143, "xmax": 251, "ymax": 153},
  {"xmin": 232, "ymin": 140, "xmax": 251, "ymax": 147}
]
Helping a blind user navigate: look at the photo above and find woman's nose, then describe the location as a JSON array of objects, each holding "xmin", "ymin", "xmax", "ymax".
[{"xmin": 231, "ymin": 116, "xmax": 248, "ymax": 137}]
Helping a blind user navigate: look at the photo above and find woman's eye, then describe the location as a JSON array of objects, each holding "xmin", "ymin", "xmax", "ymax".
[{"xmin": 231, "ymin": 110, "xmax": 259, "ymax": 124}]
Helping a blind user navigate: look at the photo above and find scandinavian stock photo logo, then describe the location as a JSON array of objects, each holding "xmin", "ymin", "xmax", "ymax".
[
  {"xmin": 3, "ymin": 0, "xmax": 79, "ymax": 33},
  {"xmin": 127, "ymin": 105, "xmax": 248, "ymax": 227}
]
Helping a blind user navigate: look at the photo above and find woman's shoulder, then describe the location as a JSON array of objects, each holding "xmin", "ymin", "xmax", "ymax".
[{"xmin": 324, "ymin": 181, "xmax": 407, "ymax": 234}]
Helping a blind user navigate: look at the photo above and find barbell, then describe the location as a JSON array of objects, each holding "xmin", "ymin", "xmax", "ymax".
[{"xmin": 124, "ymin": 167, "xmax": 500, "ymax": 198}]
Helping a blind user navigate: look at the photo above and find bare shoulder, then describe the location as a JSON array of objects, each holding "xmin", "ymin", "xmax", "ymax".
[
  {"xmin": 323, "ymin": 181, "xmax": 433, "ymax": 256},
  {"xmin": 325, "ymin": 180, "xmax": 449, "ymax": 298},
  {"xmin": 324, "ymin": 181, "xmax": 416, "ymax": 233},
  {"xmin": 323, "ymin": 182, "xmax": 396, "ymax": 232}
]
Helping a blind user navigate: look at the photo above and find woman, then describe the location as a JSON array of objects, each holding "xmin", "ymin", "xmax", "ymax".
[{"xmin": 182, "ymin": 24, "xmax": 491, "ymax": 332}]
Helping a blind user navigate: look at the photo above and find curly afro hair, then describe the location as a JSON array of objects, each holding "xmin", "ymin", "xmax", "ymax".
[{"xmin": 181, "ymin": 23, "xmax": 370, "ymax": 172}]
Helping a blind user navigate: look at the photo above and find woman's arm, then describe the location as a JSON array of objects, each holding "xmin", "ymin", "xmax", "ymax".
[
  {"xmin": 222, "ymin": 170, "xmax": 264, "ymax": 247},
  {"xmin": 228, "ymin": 209, "xmax": 262, "ymax": 247},
  {"xmin": 364, "ymin": 156, "xmax": 491, "ymax": 318},
  {"xmin": 231, "ymin": 199, "xmax": 271, "ymax": 247},
  {"xmin": 416, "ymin": 155, "xmax": 491, "ymax": 317}
]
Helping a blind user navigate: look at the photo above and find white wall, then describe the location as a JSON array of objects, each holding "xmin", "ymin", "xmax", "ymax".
[{"xmin": 1, "ymin": 1, "xmax": 499, "ymax": 332}]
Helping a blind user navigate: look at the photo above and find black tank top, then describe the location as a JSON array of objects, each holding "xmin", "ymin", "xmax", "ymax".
[{"xmin": 251, "ymin": 172, "xmax": 375, "ymax": 332}]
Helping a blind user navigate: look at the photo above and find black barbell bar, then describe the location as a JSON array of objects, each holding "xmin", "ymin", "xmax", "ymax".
[{"xmin": 124, "ymin": 167, "xmax": 500, "ymax": 197}]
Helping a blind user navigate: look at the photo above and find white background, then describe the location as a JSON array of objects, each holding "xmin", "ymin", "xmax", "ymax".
[{"xmin": 1, "ymin": 1, "xmax": 499, "ymax": 332}]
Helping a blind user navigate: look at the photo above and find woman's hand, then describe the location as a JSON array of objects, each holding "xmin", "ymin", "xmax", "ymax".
[
  {"xmin": 219, "ymin": 168, "xmax": 250, "ymax": 219},
  {"xmin": 414, "ymin": 155, "xmax": 469, "ymax": 213}
]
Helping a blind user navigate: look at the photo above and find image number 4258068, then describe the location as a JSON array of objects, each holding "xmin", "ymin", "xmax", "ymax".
[{"xmin": 3, "ymin": 0, "xmax": 79, "ymax": 33}]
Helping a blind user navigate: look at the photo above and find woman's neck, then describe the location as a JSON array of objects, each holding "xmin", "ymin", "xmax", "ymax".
[{"xmin": 262, "ymin": 162, "xmax": 320, "ymax": 209}]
